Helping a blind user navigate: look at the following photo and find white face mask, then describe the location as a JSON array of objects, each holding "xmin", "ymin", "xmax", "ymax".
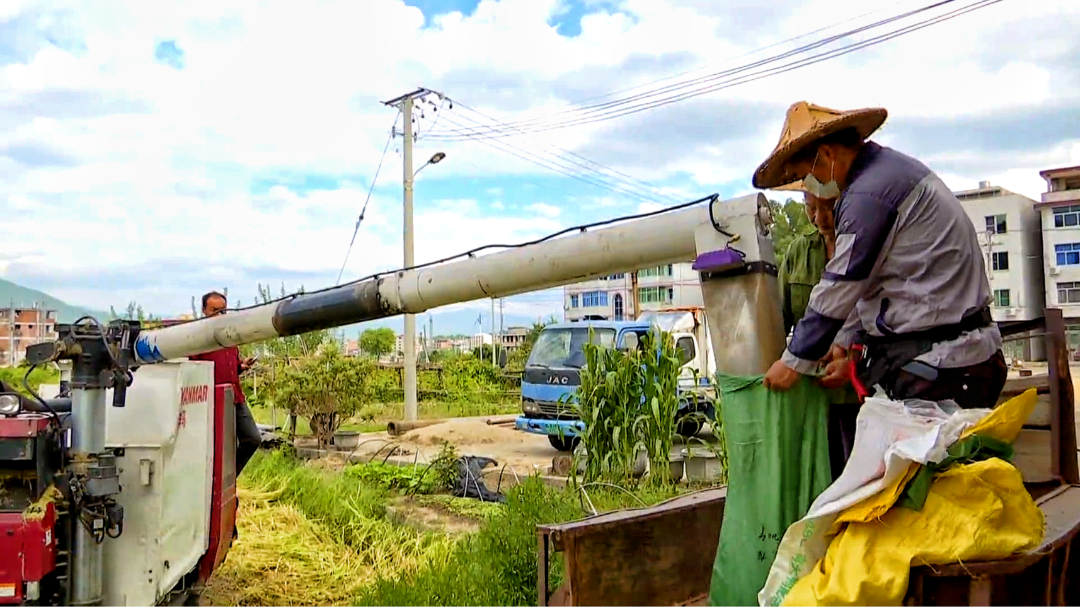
[{"xmin": 804, "ymin": 150, "xmax": 841, "ymax": 200}]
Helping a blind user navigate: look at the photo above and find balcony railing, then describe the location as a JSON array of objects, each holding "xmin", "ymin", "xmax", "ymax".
[{"xmin": 1042, "ymin": 190, "xmax": 1080, "ymax": 205}]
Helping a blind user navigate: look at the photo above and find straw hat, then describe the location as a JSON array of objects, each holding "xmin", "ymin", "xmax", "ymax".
[{"xmin": 753, "ymin": 101, "xmax": 888, "ymax": 190}]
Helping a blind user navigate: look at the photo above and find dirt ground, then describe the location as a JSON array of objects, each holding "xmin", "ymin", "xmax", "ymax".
[{"xmin": 301, "ymin": 419, "xmax": 559, "ymax": 477}]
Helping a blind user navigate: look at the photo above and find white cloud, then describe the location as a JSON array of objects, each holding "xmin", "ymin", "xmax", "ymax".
[
  {"xmin": 0, "ymin": 0, "xmax": 1077, "ymax": 328},
  {"xmin": 525, "ymin": 202, "xmax": 562, "ymax": 217}
]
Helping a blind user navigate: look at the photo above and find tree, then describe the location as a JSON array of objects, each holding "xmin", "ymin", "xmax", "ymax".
[
  {"xmin": 109, "ymin": 302, "xmax": 162, "ymax": 327},
  {"xmin": 359, "ymin": 327, "xmax": 396, "ymax": 359},
  {"xmin": 241, "ymin": 282, "xmax": 334, "ymax": 438},
  {"xmin": 769, "ymin": 197, "xmax": 814, "ymax": 267},
  {"xmin": 270, "ymin": 348, "xmax": 371, "ymax": 448}
]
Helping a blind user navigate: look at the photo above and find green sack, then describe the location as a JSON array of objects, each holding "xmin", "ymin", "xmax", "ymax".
[{"xmin": 709, "ymin": 374, "xmax": 833, "ymax": 607}]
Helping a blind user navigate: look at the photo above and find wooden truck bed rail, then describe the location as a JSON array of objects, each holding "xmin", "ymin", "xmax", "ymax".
[{"xmin": 537, "ymin": 309, "xmax": 1080, "ymax": 606}]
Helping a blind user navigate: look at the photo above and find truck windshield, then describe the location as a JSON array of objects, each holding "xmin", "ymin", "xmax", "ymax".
[{"xmin": 527, "ymin": 328, "xmax": 616, "ymax": 369}]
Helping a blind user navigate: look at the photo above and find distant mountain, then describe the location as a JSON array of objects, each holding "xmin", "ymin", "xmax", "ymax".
[{"xmin": 0, "ymin": 278, "xmax": 110, "ymax": 323}]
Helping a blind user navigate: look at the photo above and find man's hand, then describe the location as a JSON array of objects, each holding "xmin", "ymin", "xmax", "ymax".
[
  {"xmin": 819, "ymin": 358, "xmax": 850, "ymax": 389},
  {"xmin": 239, "ymin": 357, "xmax": 256, "ymax": 372},
  {"xmin": 763, "ymin": 359, "xmax": 801, "ymax": 391}
]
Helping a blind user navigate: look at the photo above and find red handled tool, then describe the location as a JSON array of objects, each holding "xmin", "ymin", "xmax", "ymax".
[{"xmin": 848, "ymin": 343, "xmax": 870, "ymax": 401}]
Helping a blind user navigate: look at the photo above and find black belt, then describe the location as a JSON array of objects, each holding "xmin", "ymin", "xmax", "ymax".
[{"xmin": 854, "ymin": 306, "xmax": 994, "ymax": 392}]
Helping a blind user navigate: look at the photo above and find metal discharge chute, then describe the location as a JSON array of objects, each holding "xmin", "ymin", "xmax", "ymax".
[{"xmin": 132, "ymin": 192, "xmax": 785, "ymax": 376}]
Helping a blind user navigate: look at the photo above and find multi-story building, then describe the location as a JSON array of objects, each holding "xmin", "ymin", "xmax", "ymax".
[
  {"xmin": 563, "ymin": 263, "xmax": 703, "ymax": 322},
  {"xmin": 0, "ymin": 306, "xmax": 58, "ymax": 366},
  {"xmin": 954, "ymin": 181, "xmax": 1045, "ymax": 360},
  {"xmin": 1038, "ymin": 164, "xmax": 1080, "ymax": 351},
  {"xmin": 498, "ymin": 326, "xmax": 530, "ymax": 351}
]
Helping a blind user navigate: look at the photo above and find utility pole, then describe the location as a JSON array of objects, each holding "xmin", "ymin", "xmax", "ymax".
[
  {"xmin": 491, "ymin": 298, "xmax": 496, "ymax": 366},
  {"xmin": 630, "ymin": 271, "xmax": 640, "ymax": 320},
  {"xmin": 383, "ymin": 88, "xmax": 437, "ymax": 421}
]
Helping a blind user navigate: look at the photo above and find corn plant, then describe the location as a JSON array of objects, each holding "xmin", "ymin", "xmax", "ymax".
[{"xmin": 564, "ymin": 328, "xmax": 682, "ymax": 485}]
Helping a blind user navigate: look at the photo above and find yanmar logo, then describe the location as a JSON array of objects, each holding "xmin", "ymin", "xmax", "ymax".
[{"xmin": 179, "ymin": 385, "xmax": 210, "ymax": 407}]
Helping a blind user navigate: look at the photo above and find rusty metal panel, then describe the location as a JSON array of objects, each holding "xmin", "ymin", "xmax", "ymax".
[{"xmin": 539, "ymin": 488, "xmax": 727, "ymax": 606}]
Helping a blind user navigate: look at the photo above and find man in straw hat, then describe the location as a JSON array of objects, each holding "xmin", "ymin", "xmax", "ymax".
[{"xmin": 758, "ymin": 101, "xmax": 1006, "ymax": 410}]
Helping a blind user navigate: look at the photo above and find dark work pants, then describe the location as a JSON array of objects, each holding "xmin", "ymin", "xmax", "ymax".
[
  {"xmin": 235, "ymin": 400, "xmax": 262, "ymax": 478},
  {"xmin": 886, "ymin": 350, "xmax": 1008, "ymax": 410},
  {"xmin": 828, "ymin": 403, "xmax": 859, "ymax": 482}
]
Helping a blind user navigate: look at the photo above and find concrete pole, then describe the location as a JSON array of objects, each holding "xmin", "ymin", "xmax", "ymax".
[
  {"xmin": 491, "ymin": 298, "xmax": 496, "ymax": 365},
  {"xmin": 402, "ymin": 96, "xmax": 418, "ymax": 421}
]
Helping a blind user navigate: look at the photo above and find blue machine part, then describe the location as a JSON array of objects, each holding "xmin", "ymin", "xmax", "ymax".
[{"xmin": 134, "ymin": 335, "xmax": 166, "ymax": 363}]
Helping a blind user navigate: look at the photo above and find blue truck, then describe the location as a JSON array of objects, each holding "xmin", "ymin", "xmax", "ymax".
[{"xmin": 514, "ymin": 308, "xmax": 717, "ymax": 451}]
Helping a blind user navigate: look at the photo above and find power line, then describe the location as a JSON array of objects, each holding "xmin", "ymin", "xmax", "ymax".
[
  {"xmin": 336, "ymin": 110, "xmax": 401, "ymax": 285},
  {"xmin": 426, "ymin": 0, "xmax": 1003, "ymax": 139},
  {"xmin": 450, "ymin": 102, "xmax": 680, "ymax": 203},
  {"xmin": 427, "ymin": 0, "xmax": 977, "ymax": 138},
  {"xmin": 461, "ymin": 0, "xmax": 917, "ymax": 124},
  {"xmin": 435, "ymin": 112, "xmax": 671, "ymax": 205}
]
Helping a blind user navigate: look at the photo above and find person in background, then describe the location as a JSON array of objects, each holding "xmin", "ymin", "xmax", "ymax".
[
  {"xmin": 777, "ymin": 188, "xmax": 859, "ymax": 480},
  {"xmin": 189, "ymin": 291, "xmax": 262, "ymax": 481},
  {"xmin": 759, "ymin": 101, "xmax": 1005, "ymax": 410}
]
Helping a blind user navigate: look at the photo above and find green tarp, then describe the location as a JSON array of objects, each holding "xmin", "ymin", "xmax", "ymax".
[{"xmin": 709, "ymin": 374, "xmax": 834, "ymax": 607}]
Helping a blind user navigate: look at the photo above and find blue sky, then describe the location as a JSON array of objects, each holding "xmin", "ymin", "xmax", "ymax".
[{"xmin": 1, "ymin": 0, "xmax": 1078, "ymax": 335}]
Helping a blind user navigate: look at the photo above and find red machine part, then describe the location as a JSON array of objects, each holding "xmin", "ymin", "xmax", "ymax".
[
  {"xmin": 197, "ymin": 384, "xmax": 238, "ymax": 583},
  {"xmin": 0, "ymin": 413, "xmax": 59, "ymax": 604},
  {"xmin": 0, "ymin": 497, "xmax": 58, "ymax": 604},
  {"xmin": 0, "ymin": 415, "xmax": 52, "ymax": 439}
]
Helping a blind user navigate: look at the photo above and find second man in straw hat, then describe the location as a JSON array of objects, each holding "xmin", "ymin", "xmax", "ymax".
[{"xmin": 757, "ymin": 101, "xmax": 1006, "ymax": 410}]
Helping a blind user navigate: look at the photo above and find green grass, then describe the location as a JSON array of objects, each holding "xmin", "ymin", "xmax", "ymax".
[
  {"xmin": 354, "ymin": 478, "xmax": 682, "ymax": 606},
  {"xmin": 233, "ymin": 449, "xmax": 705, "ymax": 607}
]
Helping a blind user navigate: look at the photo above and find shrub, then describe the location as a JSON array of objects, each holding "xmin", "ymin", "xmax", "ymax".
[{"xmin": 0, "ymin": 365, "xmax": 60, "ymax": 396}]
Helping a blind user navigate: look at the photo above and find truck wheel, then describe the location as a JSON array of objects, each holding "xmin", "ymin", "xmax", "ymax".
[
  {"xmin": 677, "ymin": 418, "xmax": 703, "ymax": 438},
  {"xmin": 548, "ymin": 434, "xmax": 579, "ymax": 452}
]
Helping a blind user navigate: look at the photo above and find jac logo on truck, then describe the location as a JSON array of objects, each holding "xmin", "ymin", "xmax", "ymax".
[{"xmin": 546, "ymin": 376, "xmax": 569, "ymax": 385}]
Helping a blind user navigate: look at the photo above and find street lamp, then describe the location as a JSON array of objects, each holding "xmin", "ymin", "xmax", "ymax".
[{"xmin": 414, "ymin": 151, "xmax": 446, "ymax": 177}]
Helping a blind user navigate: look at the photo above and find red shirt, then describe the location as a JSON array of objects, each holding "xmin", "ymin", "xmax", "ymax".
[{"xmin": 189, "ymin": 346, "xmax": 246, "ymax": 404}]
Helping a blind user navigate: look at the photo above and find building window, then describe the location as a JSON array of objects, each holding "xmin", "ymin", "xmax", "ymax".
[
  {"xmin": 581, "ymin": 291, "xmax": 608, "ymax": 307},
  {"xmin": 992, "ymin": 289, "xmax": 1011, "ymax": 307},
  {"xmin": 603, "ymin": 273, "xmax": 625, "ymax": 280},
  {"xmin": 984, "ymin": 214, "xmax": 1007, "ymax": 234},
  {"xmin": 613, "ymin": 294, "xmax": 624, "ymax": 321},
  {"xmin": 1056, "ymin": 243, "xmax": 1080, "ymax": 266},
  {"xmin": 638, "ymin": 286, "xmax": 674, "ymax": 304},
  {"xmin": 1058, "ymin": 282, "xmax": 1080, "ymax": 305},
  {"xmin": 570, "ymin": 295, "xmax": 579, "ymax": 308},
  {"xmin": 989, "ymin": 251, "xmax": 1008, "ymax": 271},
  {"xmin": 1053, "ymin": 205, "xmax": 1080, "ymax": 228},
  {"xmin": 638, "ymin": 264, "xmax": 674, "ymax": 278}
]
